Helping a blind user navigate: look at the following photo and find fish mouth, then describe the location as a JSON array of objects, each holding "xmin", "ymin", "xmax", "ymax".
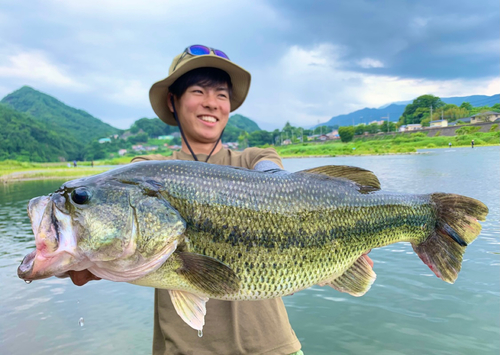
[
  {"xmin": 18, "ymin": 249, "xmax": 37, "ymax": 279},
  {"xmin": 18, "ymin": 195, "xmax": 87, "ymax": 282}
]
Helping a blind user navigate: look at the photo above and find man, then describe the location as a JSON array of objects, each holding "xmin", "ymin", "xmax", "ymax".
[{"xmin": 70, "ymin": 45, "xmax": 303, "ymax": 355}]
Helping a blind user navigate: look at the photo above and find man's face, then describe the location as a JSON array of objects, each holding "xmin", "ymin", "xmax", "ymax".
[{"xmin": 173, "ymin": 83, "xmax": 230, "ymax": 144}]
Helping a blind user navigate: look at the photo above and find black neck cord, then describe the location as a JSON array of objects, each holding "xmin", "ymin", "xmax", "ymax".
[{"xmin": 171, "ymin": 96, "xmax": 224, "ymax": 163}]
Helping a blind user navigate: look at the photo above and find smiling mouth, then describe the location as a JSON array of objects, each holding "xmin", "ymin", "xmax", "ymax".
[{"xmin": 198, "ymin": 115, "xmax": 218, "ymax": 123}]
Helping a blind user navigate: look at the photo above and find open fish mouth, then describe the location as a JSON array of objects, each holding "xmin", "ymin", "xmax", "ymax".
[
  {"xmin": 18, "ymin": 191, "xmax": 180, "ymax": 283},
  {"xmin": 17, "ymin": 195, "xmax": 84, "ymax": 281}
]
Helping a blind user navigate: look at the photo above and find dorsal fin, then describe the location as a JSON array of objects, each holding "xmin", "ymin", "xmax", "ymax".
[{"xmin": 299, "ymin": 165, "xmax": 381, "ymax": 193}]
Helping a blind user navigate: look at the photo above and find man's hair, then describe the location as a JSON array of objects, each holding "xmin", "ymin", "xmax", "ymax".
[{"xmin": 169, "ymin": 67, "xmax": 233, "ymax": 99}]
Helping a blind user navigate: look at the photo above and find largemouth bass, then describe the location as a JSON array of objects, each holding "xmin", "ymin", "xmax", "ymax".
[{"xmin": 18, "ymin": 161, "xmax": 488, "ymax": 331}]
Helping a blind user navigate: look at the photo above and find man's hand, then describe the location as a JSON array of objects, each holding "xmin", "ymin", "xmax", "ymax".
[{"xmin": 68, "ymin": 270, "xmax": 101, "ymax": 286}]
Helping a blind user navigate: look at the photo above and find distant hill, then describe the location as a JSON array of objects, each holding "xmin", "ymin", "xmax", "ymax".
[
  {"xmin": 227, "ymin": 114, "xmax": 261, "ymax": 132},
  {"xmin": 317, "ymin": 94, "xmax": 500, "ymax": 128},
  {"xmin": 379, "ymin": 94, "xmax": 500, "ymax": 108},
  {"xmin": 222, "ymin": 114, "xmax": 261, "ymax": 142},
  {"xmin": 0, "ymin": 104, "xmax": 80, "ymax": 161},
  {"xmin": 1, "ymin": 86, "xmax": 119, "ymax": 144}
]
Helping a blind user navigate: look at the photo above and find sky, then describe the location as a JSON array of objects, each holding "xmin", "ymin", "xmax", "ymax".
[{"xmin": 0, "ymin": 0, "xmax": 498, "ymax": 130}]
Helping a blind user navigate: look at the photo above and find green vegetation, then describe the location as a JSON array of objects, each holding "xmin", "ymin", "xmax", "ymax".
[
  {"xmin": 224, "ymin": 114, "xmax": 261, "ymax": 142},
  {"xmin": 0, "ymin": 104, "xmax": 81, "ymax": 162},
  {"xmin": 397, "ymin": 94, "xmax": 500, "ymax": 127},
  {"xmin": 338, "ymin": 126, "xmax": 354, "ymax": 142},
  {"xmin": 275, "ymin": 130, "xmax": 499, "ymax": 157},
  {"xmin": 1, "ymin": 86, "xmax": 498, "ymax": 172},
  {"xmin": 0, "ymin": 160, "xmax": 113, "ymax": 182},
  {"xmin": 399, "ymin": 95, "xmax": 445, "ymax": 126},
  {"xmin": 130, "ymin": 117, "xmax": 179, "ymax": 137},
  {"xmin": 456, "ymin": 126, "xmax": 481, "ymax": 135},
  {"xmin": 1, "ymin": 86, "xmax": 118, "ymax": 144}
]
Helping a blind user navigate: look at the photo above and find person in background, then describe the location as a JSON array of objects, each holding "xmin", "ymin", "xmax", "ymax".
[{"xmin": 471, "ymin": 139, "xmax": 475, "ymax": 148}]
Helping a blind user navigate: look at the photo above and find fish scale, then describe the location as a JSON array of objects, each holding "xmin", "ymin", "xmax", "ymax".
[{"xmin": 142, "ymin": 162, "xmax": 438, "ymax": 300}]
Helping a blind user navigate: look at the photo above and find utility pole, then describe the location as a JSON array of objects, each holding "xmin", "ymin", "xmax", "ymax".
[
  {"xmin": 430, "ymin": 105, "xmax": 433, "ymax": 122},
  {"xmin": 381, "ymin": 114, "xmax": 390, "ymax": 133},
  {"xmin": 441, "ymin": 109, "xmax": 444, "ymax": 121}
]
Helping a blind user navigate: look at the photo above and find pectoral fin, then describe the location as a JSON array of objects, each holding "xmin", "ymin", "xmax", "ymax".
[
  {"xmin": 169, "ymin": 290, "xmax": 208, "ymax": 331},
  {"xmin": 325, "ymin": 255, "xmax": 376, "ymax": 297},
  {"xmin": 176, "ymin": 252, "xmax": 240, "ymax": 296}
]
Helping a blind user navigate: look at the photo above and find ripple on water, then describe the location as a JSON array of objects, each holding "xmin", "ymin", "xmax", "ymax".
[{"xmin": 14, "ymin": 297, "xmax": 52, "ymax": 312}]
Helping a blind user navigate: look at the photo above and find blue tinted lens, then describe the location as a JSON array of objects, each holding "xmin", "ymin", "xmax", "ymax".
[
  {"xmin": 189, "ymin": 45, "xmax": 211, "ymax": 55},
  {"xmin": 213, "ymin": 50, "xmax": 229, "ymax": 60}
]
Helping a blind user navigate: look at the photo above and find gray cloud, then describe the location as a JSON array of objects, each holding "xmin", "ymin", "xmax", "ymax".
[
  {"xmin": 0, "ymin": 0, "xmax": 498, "ymax": 130},
  {"xmin": 268, "ymin": 0, "xmax": 499, "ymax": 79}
]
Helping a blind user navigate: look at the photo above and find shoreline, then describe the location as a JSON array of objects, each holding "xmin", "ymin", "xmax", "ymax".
[
  {"xmin": 2, "ymin": 146, "xmax": 496, "ymax": 183},
  {"xmin": 281, "ymin": 151, "xmax": 422, "ymax": 159},
  {"xmin": 0, "ymin": 167, "xmax": 114, "ymax": 184}
]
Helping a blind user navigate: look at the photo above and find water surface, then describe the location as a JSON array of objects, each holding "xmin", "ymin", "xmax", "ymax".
[{"xmin": 1, "ymin": 146, "xmax": 498, "ymax": 354}]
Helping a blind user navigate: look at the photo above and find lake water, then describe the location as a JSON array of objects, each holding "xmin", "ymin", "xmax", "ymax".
[{"xmin": 1, "ymin": 146, "xmax": 499, "ymax": 355}]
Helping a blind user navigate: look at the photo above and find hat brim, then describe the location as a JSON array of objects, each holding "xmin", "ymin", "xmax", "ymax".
[{"xmin": 150, "ymin": 56, "xmax": 251, "ymax": 126}]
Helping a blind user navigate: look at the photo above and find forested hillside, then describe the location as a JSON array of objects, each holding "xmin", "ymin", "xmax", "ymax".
[
  {"xmin": 1, "ymin": 85, "xmax": 497, "ymax": 163},
  {"xmin": 1, "ymin": 86, "xmax": 119, "ymax": 144},
  {"xmin": 0, "ymin": 104, "xmax": 80, "ymax": 161},
  {"xmin": 224, "ymin": 114, "xmax": 261, "ymax": 142}
]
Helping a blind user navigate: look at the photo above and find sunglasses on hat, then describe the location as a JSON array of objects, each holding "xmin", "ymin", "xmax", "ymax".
[{"xmin": 173, "ymin": 45, "xmax": 230, "ymax": 71}]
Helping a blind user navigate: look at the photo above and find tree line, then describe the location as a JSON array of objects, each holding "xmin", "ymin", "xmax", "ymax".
[{"xmin": 2, "ymin": 91, "xmax": 498, "ymax": 162}]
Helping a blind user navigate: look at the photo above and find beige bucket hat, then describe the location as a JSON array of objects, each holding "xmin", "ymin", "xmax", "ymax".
[{"xmin": 150, "ymin": 46, "xmax": 251, "ymax": 126}]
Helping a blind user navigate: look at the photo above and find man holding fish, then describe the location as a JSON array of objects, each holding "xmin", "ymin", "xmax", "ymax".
[
  {"xmin": 19, "ymin": 45, "xmax": 486, "ymax": 355},
  {"xmin": 69, "ymin": 45, "xmax": 309, "ymax": 355}
]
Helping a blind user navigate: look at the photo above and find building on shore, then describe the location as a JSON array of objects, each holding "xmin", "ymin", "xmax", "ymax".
[
  {"xmin": 399, "ymin": 124, "xmax": 422, "ymax": 132},
  {"xmin": 470, "ymin": 111, "xmax": 500, "ymax": 124},
  {"xmin": 430, "ymin": 120, "xmax": 448, "ymax": 128}
]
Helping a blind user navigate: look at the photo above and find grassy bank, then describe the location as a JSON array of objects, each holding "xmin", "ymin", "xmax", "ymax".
[
  {"xmin": 0, "ymin": 160, "xmax": 114, "ymax": 182},
  {"xmin": 1, "ymin": 129, "xmax": 498, "ymax": 181},
  {"xmin": 275, "ymin": 130, "xmax": 500, "ymax": 157}
]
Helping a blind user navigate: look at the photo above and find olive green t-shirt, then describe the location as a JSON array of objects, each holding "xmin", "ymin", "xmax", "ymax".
[{"xmin": 132, "ymin": 147, "xmax": 301, "ymax": 355}]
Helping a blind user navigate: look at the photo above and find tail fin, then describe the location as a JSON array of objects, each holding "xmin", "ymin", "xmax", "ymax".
[{"xmin": 412, "ymin": 193, "xmax": 488, "ymax": 284}]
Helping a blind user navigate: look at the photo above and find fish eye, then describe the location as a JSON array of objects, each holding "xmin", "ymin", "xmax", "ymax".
[{"xmin": 71, "ymin": 188, "xmax": 91, "ymax": 205}]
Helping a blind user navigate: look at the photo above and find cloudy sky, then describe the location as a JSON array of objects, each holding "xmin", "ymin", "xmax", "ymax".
[{"xmin": 0, "ymin": 0, "xmax": 498, "ymax": 130}]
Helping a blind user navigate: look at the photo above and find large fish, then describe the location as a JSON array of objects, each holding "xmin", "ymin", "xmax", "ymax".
[{"xmin": 18, "ymin": 161, "xmax": 488, "ymax": 331}]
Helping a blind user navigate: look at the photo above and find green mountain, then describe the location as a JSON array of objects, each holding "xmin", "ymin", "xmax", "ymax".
[
  {"xmin": 0, "ymin": 86, "xmax": 264, "ymax": 161},
  {"xmin": 0, "ymin": 103, "xmax": 80, "ymax": 162},
  {"xmin": 227, "ymin": 114, "xmax": 261, "ymax": 132},
  {"xmin": 1, "ymin": 86, "xmax": 119, "ymax": 144},
  {"xmin": 223, "ymin": 114, "xmax": 261, "ymax": 142}
]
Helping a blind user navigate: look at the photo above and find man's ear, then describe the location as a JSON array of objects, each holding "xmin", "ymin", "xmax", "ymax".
[{"xmin": 167, "ymin": 93, "xmax": 175, "ymax": 113}]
